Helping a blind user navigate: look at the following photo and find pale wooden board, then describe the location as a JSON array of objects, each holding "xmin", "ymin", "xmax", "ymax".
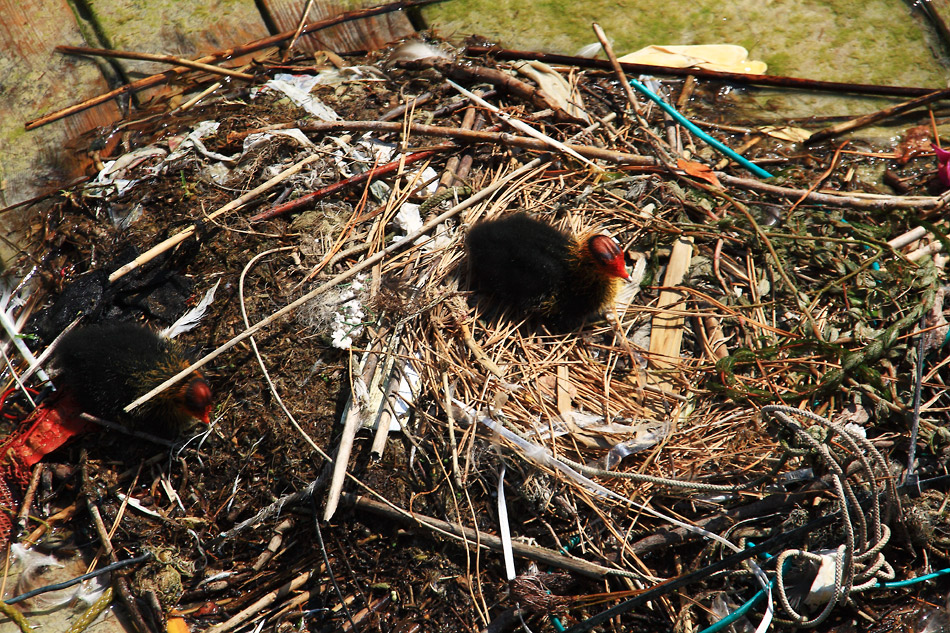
[
  {"xmin": 260, "ymin": 0, "xmax": 416, "ymax": 53},
  {"xmin": 647, "ymin": 235, "xmax": 694, "ymax": 395}
]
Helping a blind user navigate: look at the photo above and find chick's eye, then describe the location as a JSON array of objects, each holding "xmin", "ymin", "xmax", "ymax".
[{"xmin": 589, "ymin": 235, "xmax": 621, "ymax": 264}]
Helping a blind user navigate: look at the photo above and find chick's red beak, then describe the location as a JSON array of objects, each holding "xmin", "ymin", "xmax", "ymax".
[{"xmin": 608, "ymin": 257, "xmax": 629, "ymax": 280}]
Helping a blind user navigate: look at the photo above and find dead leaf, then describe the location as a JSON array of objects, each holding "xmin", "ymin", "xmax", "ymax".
[
  {"xmin": 896, "ymin": 125, "xmax": 932, "ymax": 164},
  {"xmin": 758, "ymin": 125, "xmax": 812, "ymax": 143},
  {"xmin": 678, "ymin": 158, "xmax": 722, "ymax": 187}
]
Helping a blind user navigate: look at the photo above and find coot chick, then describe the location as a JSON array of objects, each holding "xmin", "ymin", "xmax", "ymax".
[
  {"xmin": 465, "ymin": 213, "xmax": 628, "ymax": 328},
  {"xmin": 53, "ymin": 323, "xmax": 212, "ymax": 435}
]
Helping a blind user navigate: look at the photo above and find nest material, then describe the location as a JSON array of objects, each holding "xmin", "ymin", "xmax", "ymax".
[{"xmin": 2, "ymin": 32, "xmax": 949, "ymax": 633}]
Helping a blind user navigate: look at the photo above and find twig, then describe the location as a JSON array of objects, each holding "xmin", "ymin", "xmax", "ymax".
[
  {"xmin": 718, "ymin": 172, "xmax": 950, "ymax": 210},
  {"xmin": 437, "ymin": 103, "xmax": 478, "ymax": 191},
  {"xmin": 56, "ymin": 45, "xmax": 255, "ymax": 81},
  {"xmin": 345, "ymin": 493, "xmax": 615, "ymax": 579},
  {"xmin": 81, "ymin": 455, "xmax": 155, "ymax": 633},
  {"xmin": 806, "ymin": 87, "xmax": 950, "ymax": 145},
  {"xmin": 252, "ymin": 518, "xmax": 294, "ymax": 572},
  {"xmin": 465, "ymin": 45, "xmax": 950, "ymax": 98},
  {"xmin": 249, "ymin": 146, "xmax": 453, "ymax": 222},
  {"xmin": 401, "ymin": 57, "xmax": 583, "ymax": 123},
  {"xmin": 324, "ymin": 353, "xmax": 367, "ymax": 521},
  {"xmin": 448, "ymin": 80, "xmax": 601, "ymax": 170},
  {"xmin": 719, "ymin": 189, "xmax": 822, "ymax": 339},
  {"xmin": 14, "ymin": 465, "xmax": 43, "ymax": 536},
  {"xmin": 283, "ymin": 0, "xmax": 316, "ymax": 60},
  {"xmin": 108, "ymin": 153, "xmax": 323, "ymax": 282},
  {"xmin": 902, "ymin": 315, "xmax": 928, "ymax": 496},
  {"xmin": 591, "ymin": 23, "xmax": 642, "ymax": 118},
  {"xmin": 888, "ymin": 225, "xmax": 930, "ymax": 250},
  {"xmin": 293, "ymin": 120, "xmax": 654, "ymax": 165},
  {"xmin": 204, "ymin": 570, "xmax": 314, "ymax": 633},
  {"xmin": 218, "ymin": 476, "xmax": 327, "ymax": 539},
  {"xmin": 379, "ymin": 89, "xmax": 438, "ymax": 123},
  {"xmin": 123, "ymin": 159, "xmax": 548, "ymax": 415},
  {"xmin": 442, "ymin": 373, "xmax": 462, "ymax": 488},
  {"xmin": 458, "ymin": 319, "xmax": 505, "ymax": 378}
]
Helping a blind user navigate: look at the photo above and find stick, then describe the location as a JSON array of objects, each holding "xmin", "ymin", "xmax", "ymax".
[
  {"xmin": 402, "ymin": 57, "xmax": 582, "ymax": 123},
  {"xmin": 806, "ymin": 86, "xmax": 950, "ymax": 145},
  {"xmin": 446, "ymin": 80, "xmax": 601, "ymax": 170},
  {"xmin": 591, "ymin": 23, "xmax": 642, "ymax": 116},
  {"xmin": 283, "ymin": 0, "xmax": 316, "ymax": 59},
  {"xmin": 718, "ymin": 173, "xmax": 950, "ymax": 210},
  {"xmin": 108, "ymin": 153, "xmax": 322, "ymax": 282},
  {"xmin": 123, "ymin": 158, "xmax": 548, "ymax": 414},
  {"xmin": 26, "ymin": 0, "xmax": 447, "ymax": 130},
  {"xmin": 204, "ymin": 570, "xmax": 313, "ymax": 633},
  {"xmin": 249, "ymin": 146, "xmax": 452, "ymax": 222},
  {"xmin": 290, "ymin": 120, "xmax": 654, "ymax": 165},
  {"xmin": 465, "ymin": 45, "xmax": 950, "ymax": 99},
  {"xmin": 56, "ymin": 45, "xmax": 255, "ymax": 81},
  {"xmin": 346, "ymin": 494, "xmax": 614, "ymax": 579}
]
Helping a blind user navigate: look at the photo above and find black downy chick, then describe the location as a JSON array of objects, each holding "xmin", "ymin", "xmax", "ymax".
[
  {"xmin": 465, "ymin": 213, "xmax": 629, "ymax": 328},
  {"xmin": 53, "ymin": 323, "xmax": 212, "ymax": 436}
]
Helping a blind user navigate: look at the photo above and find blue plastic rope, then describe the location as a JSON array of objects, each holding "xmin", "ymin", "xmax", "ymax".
[{"xmin": 628, "ymin": 77, "xmax": 774, "ymax": 179}]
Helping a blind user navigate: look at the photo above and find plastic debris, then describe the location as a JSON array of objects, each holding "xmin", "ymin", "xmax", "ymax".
[{"xmin": 619, "ymin": 44, "xmax": 767, "ymax": 74}]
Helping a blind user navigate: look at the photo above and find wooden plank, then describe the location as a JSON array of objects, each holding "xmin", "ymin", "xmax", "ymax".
[
  {"xmin": 0, "ymin": 0, "xmax": 121, "ymax": 207},
  {"xmin": 648, "ymin": 235, "xmax": 694, "ymax": 395},
  {"xmin": 261, "ymin": 0, "xmax": 415, "ymax": 53}
]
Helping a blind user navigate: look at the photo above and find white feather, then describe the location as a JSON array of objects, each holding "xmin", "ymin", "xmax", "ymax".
[{"xmin": 160, "ymin": 280, "xmax": 220, "ymax": 340}]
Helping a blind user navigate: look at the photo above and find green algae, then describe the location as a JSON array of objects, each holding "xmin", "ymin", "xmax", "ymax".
[{"xmin": 422, "ymin": 0, "xmax": 950, "ymax": 88}]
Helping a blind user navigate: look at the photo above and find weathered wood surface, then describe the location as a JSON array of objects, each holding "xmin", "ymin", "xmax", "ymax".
[
  {"xmin": 81, "ymin": 0, "xmax": 269, "ymax": 105},
  {"xmin": 1, "ymin": 0, "xmax": 417, "ymax": 215},
  {"xmin": 0, "ymin": 0, "xmax": 120, "ymax": 211},
  {"xmin": 262, "ymin": 0, "xmax": 414, "ymax": 53}
]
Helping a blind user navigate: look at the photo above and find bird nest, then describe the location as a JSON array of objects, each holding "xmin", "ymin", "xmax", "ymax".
[{"xmin": 2, "ymin": 31, "xmax": 950, "ymax": 633}]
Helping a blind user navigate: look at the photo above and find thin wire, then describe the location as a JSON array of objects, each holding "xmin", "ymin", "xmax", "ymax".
[
  {"xmin": 5, "ymin": 552, "xmax": 151, "ymax": 605},
  {"xmin": 311, "ymin": 498, "xmax": 357, "ymax": 631}
]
